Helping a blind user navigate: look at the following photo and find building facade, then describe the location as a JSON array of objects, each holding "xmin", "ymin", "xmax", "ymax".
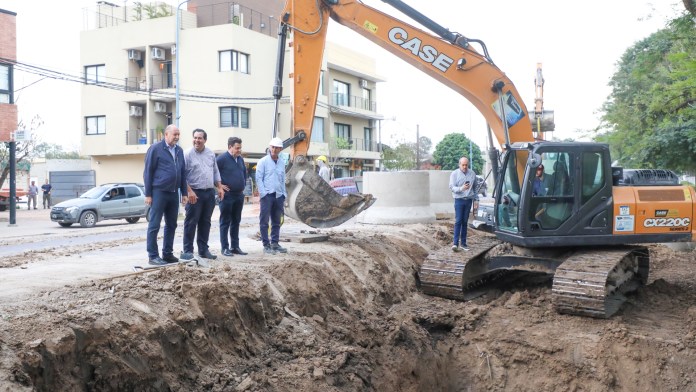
[
  {"xmin": 80, "ymin": 1, "xmax": 383, "ymax": 184},
  {"xmin": 0, "ymin": 8, "xmax": 18, "ymax": 142}
]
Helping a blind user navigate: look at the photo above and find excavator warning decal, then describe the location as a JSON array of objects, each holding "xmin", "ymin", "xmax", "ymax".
[
  {"xmin": 615, "ymin": 215, "xmax": 635, "ymax": 232},
  {"xmin": 363, "ymin": 20, "xmax": 378, "ymax": 34}
]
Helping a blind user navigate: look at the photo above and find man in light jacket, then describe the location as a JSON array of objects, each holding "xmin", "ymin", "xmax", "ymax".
[{"xmin": 256, "ymin": 137, "xmax": 288, "ymax": 254}]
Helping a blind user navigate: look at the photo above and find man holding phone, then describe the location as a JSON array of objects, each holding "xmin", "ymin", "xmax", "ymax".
[{"xmin": 448, "ymin": 156, "xmax": 477, "ymax": 251}]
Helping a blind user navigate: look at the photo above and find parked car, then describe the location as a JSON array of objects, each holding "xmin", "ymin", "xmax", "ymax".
[
  {"xmin": 50, "ymin": 183, "xmax": 150, "ymax": 228},
  {"xmin": 329, "ymin": 177, "xmax": 361, "ymax": 196}
]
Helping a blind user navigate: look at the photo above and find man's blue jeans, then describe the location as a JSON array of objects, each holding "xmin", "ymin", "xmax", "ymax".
[
  {"xmin": 219, "ymin": 192, "xmax": 245, "ymax": 251},
  {"xmin": 259, "ymin": 193, "xmax": 285, "ymax": 246},
  {"xmin": 147, "ymin": 189, "xmax": 180, "ymax": 259},
  {"xmin": 183, "ymin": 188, "xmax": 216, "ymax": 254},
  {"xmin": 453, "ymin": 197, "xmax": 473, "ymax": 247}
]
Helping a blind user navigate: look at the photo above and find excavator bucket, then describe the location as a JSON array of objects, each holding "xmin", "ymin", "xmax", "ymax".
[{"xmin": 284, "ymin": 157, "xmax": 375, "ymax": 228}]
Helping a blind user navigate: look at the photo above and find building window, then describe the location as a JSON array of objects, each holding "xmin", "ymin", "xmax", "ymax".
[
  {"xmin": 86, "ymin": 116, "xmax": 106, "ymax": 135},
  {"xmin": 364, "ymin": 127, "xmax": 372, "ymax": 151},
  {"xmin": 361, "ymin": 87, "xmax": 372, "ymax": 110},
  {"xmin": 0, "ymin": 64, "xmax": 12, "ymax": 103},
  {"xmin": 85, "ymin": 64, "xmax": 105, "ymax": 84},
  {"xmin": 219, "ymin": 50, "xmax": 249, "ymax": 74},
  {"xmin": 311, "ymin": 117, "xmax": 324, "ymax": 142},
  {"xmin": 220, "ymin": 106, "xmax": 250, "ymax": 128},
  {"xmin": 332, "ymin": 80, "xmax": 350, "ymax": 106},
  {"xmin": 319, "ymin": 70, "xmax": 325, "ymax": 96},
  {"xmin": 335, "ymin": 123, "xmax": 351, "ymax": 140}
]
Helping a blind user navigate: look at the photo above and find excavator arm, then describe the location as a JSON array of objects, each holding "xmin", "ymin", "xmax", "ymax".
[{"xmin": 278, "ymin": 0, "xmax": 549, "ymax": 227}]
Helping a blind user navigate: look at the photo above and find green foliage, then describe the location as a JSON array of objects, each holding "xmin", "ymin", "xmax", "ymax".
[
  {"xmin": 599, "ymin": 14, "xmax": 696, "ymax": 172},
  {"xmin": 0, "ymin": 116, "xmax": 43, "ymax": 190},
  {"xmin": 402, "ymin": 136, "xmax": 432, "ymax": 168},
  {"xmin": 381, "ymin": 144, "xmax": 416, "ymax": 171},
  {"xmin": 131, "ymin": 2, "xmax": 172, "ymax": 21},
  {"xmin": 34, "ymin": 143, "xmax": 82, "ymax": 159},
  {"xmin": 432, "ymin": 133, "xmax": 484, "ymax": 173},
  {"xmin": 334, "ymin": 137, "xmax": 352, "ymax": 150}
]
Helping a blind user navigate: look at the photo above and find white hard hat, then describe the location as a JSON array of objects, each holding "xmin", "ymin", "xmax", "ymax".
[{"xmin": 269, "ymin": 137, "xmax": 283, "ymax": 147}]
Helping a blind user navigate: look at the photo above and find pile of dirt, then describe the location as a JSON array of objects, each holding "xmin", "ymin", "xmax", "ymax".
[{"xmin": 1, "ymin": 223, "xmax": 696, "ymax": 391}]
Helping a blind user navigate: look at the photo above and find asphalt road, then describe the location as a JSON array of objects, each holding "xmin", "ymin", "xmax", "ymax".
[{"xmin": 0, "ymin": 203, "xmax": 293, "ymax": 303}]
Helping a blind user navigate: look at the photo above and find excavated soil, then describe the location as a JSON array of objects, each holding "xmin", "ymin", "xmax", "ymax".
[{"xmin": 1, "ymin": 221, "xmax": 696, "ymax": 391}]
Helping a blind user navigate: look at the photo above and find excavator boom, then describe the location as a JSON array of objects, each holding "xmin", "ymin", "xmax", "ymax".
[{"xmin": 279, "ymin": 0, "xmax": 551, "ymax": 227}]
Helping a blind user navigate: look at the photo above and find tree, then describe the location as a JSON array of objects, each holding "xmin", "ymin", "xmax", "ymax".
[
  {"xmin": 598, "ymin": 15, "xmax": 696, "ymax": 173},
  {"xmin": 0, "ymin": 115, "xmax": 43, "ymax": 190},
  {"xmin": 403, "ymin": 136, "xmax": 432, "ymax": 169},
  {"xmin": 34, "ymin": 143, "xmax": 82, "ymax": 159},
  {"xmin": 325, "ymin": 136, "xmax": 352, "ymax": 179},
  {"xmin": 432, "ymin": 133, "xmax": 484, "ymax": 173},
  {"xmin": 381, "ymin": 143, "xmax": 416, "ymax": 170}
]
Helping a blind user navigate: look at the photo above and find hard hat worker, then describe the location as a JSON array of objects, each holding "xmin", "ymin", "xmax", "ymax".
[
  {"xmin": 316, "ymin": 155, "xmax": 330, "ymax": 182},
  {"xmin": 256, "ymin": 137, "xmax": 288, "ymax": 254}
]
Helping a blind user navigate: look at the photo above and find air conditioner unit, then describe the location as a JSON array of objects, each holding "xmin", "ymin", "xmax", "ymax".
[
  {"xmin": 151, "ymin": 47, "xmax": 165, "ymax": 61},
  {"xmin": 359, "ymin": 79, "xmax": 368, "ymax": 88},
  {"xmin": 127, "ymin": 49, "xmax": 142, "ymax": 61},
  {"xmin": 154, "ymin": 102, "xmax": 167, "ymax": 113},
  {"xmin": 129, "ymin": 106, "xmax": 143, "ymax": 117}
]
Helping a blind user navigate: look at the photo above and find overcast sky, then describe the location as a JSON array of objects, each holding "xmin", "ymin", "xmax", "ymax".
[{"xmin": 0, "ymin": 0, "xmax": 683, "ymax": 152}]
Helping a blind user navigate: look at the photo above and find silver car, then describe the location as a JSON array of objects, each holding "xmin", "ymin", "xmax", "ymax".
[{"xmin": 50, "ymin": 183, "xmax": 150, "ymax": 228}]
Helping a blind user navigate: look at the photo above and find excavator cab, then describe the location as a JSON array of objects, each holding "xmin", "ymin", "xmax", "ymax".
[{"xmin": 493, "ymin": 142, "xmax": 616, "ymax": 247}]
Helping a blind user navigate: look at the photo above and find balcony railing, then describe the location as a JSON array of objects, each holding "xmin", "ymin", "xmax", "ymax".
[
  {"xmin": 331, "ymin": 93, "xmax": 377, "ymax": 112},
  {"xmin": 151, "ymin": 73, "xmax": 175, "ymax": 90},
  {"xmin": 125, "ymin": 129, "xmax": 149, "ymax": 145},
  {"xmin": 125, "ymin": 77, "xmax": 149, "ymax": 92},
  {"xmin": 195, "ymin": 2, "xmax": 279, "ymax": 37},
  {"xmin": 332, "ymin": 137, "xmax": 380, "ymax": 152}
]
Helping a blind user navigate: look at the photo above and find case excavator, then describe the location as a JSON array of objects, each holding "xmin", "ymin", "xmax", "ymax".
[{"xmin": 274, "ymin": 0, "xmax": 696, "ymax": 318}]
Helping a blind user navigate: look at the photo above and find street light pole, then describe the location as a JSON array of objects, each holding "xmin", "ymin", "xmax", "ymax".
[{"xmin": 175, "ymin": 0, "xmax": 190, "ymax": 127}]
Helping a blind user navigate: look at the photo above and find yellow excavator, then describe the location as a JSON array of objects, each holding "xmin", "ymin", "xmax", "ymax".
[{"xmin": 274, "ymin": 0, "xmax": 696, "ymax": 318}]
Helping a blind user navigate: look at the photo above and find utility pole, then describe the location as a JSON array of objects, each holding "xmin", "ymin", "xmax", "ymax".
[
  {"xmin": 416, "ymin": 124, "xmax": 420, "ymax": 170},
  {"xmin": 175, "ymin": 0, "xmax": 191, "ymax": 127}
]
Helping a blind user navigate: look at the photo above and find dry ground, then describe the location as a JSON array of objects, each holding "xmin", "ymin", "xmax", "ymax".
[{"xmin": 1, "ymin": 211, "xmax": 695, "ymax": 391}]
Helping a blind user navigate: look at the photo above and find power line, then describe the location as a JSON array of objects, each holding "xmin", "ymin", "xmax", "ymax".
[{"xmin": 1, "ymin": 56, "xmax": 281, "ymax": 105}]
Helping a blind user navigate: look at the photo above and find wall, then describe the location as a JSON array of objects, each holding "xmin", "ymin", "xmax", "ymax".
[{"xmin": 0, "ymin": 8, "xmax": 17, "ymax": 142}]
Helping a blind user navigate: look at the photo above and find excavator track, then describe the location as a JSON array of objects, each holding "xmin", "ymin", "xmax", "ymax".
[
  {"xmin": 418, "ymin": 236, "xmax": 501, "ymax": 300},
  {"xmin": 552, "ymin": 247, "xmax": 649, "ymax": 318}
]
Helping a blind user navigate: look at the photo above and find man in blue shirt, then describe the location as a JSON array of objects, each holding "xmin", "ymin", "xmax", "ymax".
[
  {"xmin": 143, "ymin": 125, "xmax": 188, "ymax": 265},
  {"xmin": 255, "ymin": 137, "xmax": 288, "ymax": 254},
  {"xmin": 217, "ymin": 136, "xmax": 248, "ymax": 257}
]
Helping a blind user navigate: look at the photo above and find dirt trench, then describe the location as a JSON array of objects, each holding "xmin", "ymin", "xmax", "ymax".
[{"xmin": 1, "ymin": 223, "xmax": 696, "ymax": 391}]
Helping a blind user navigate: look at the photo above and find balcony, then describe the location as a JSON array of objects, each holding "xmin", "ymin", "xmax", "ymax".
[
  {"xmin": 332, "ymin": 137, "xmax": 380, "ymax": 153},
  {"xmin": 151, "ymin": 73, "xmax": 175, "ymax": 90},
  {"xmin": 124, "ymin": 128, "xmax": 167, "ymax": 146},
  {"xmin": 331, "ymin": 93, "xmax": 377, "ymax": 112},
  {"xmin": 125, "ymin": 77, "xmax": 148, "ymax": 92},
  {"xmin": 124, "ymin": 74, "xmax": 175, "ymax": 92},
  {"xmin": 125, "ymin": 129, "xmax": 149, "ymax": 145},
  {"xmin": 195, "ymin": 2, "xmax": 279, "ymax": 37}
]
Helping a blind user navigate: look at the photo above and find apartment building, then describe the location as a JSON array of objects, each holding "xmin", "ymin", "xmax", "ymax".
[
  {"xmin": 0, "ymin": 8, "xmax": 18, "ymax": 142},
  {"xmin": 80, "ymin": 1, "xmax": 383, "ymax": 184}
]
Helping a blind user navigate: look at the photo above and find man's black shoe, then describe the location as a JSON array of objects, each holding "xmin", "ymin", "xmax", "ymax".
[
  {"xmin": 231, "ymin": 248, "xmax": 248, "ymax": 255},
  {"xmin": 221, "ymin": 248, "xmax": 234, "ymax": 257},
  {"xmin": 198, "ymin": 250, "xmax": 218, "ymax": 260},
  {"xmin": 162, "ymin": 254, "xmax": 179, "ymax": 263},
  {"xmin": 148, "ymin": 257, "xmax": 167, "ymax": 266}
]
